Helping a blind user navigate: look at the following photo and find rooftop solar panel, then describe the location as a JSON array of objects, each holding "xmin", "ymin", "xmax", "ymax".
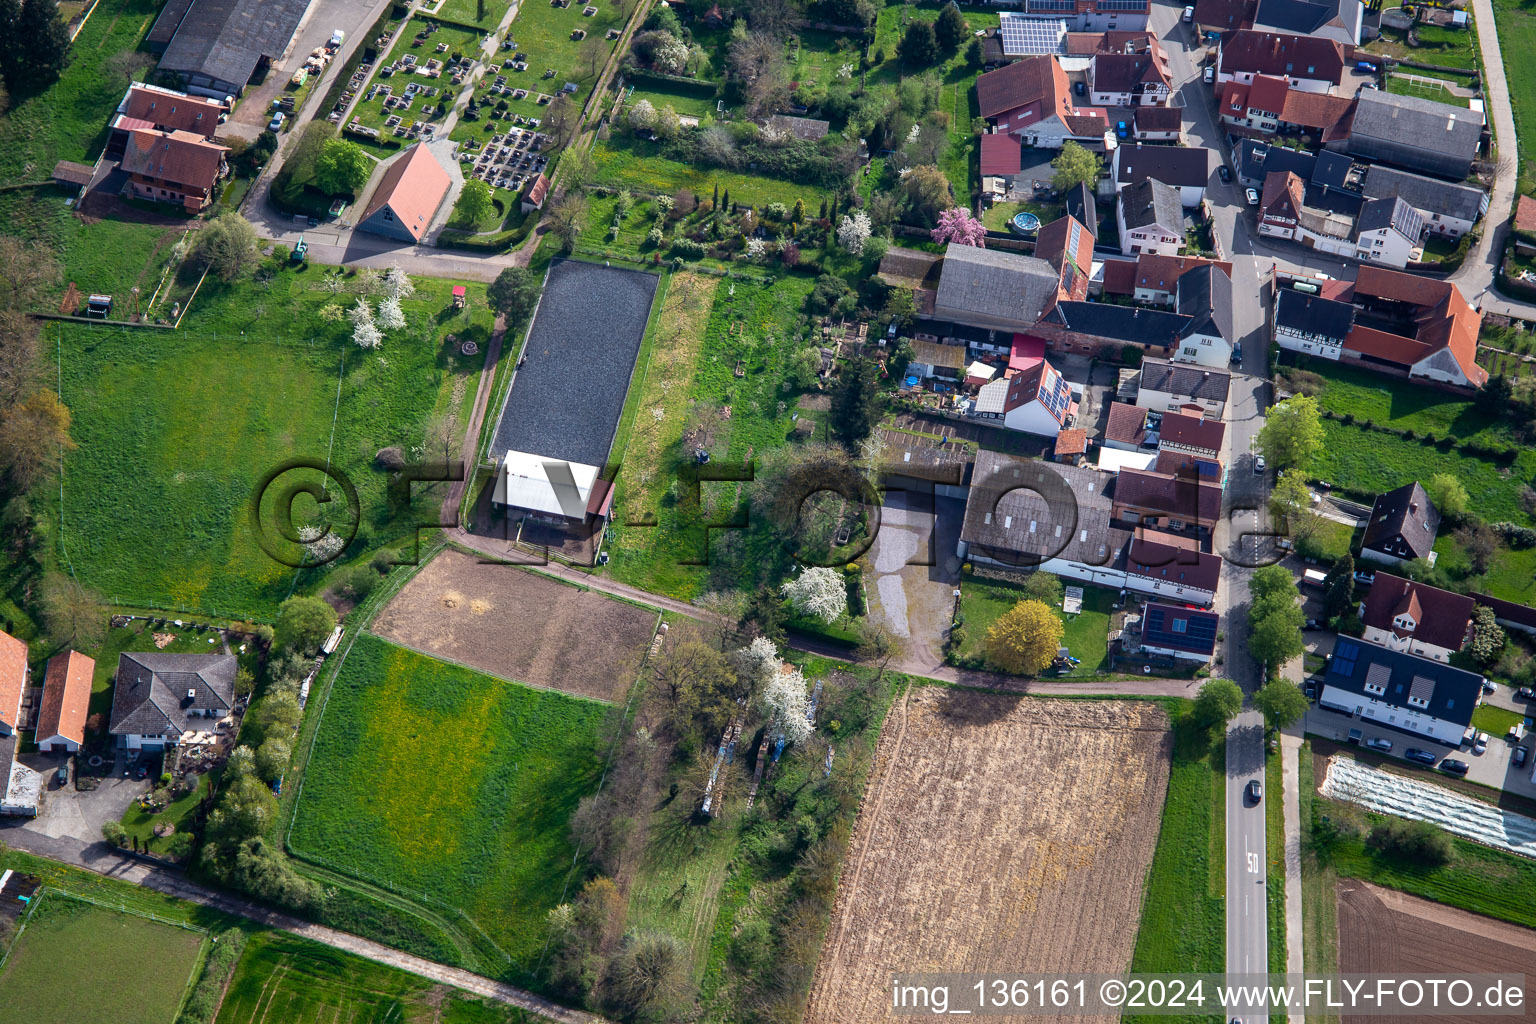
[{"xmin": 998, "ymin": 13, "xmax": 1069, "ymax": 56}]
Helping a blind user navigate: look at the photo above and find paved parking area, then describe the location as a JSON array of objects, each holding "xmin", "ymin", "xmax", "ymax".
[
  {"xmin": 17, "ymin": 751, "xmax": 149, "ymax": 844},
  {"xmin": 1306, "ymin": 705, "xmax": 1536, "ymax": 798}
]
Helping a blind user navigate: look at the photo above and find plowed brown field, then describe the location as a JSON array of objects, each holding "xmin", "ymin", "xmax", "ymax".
[
  {"xmin": 1338, "ymin": 880, "xmax": 1536, "ymax": 1024},
  {"xmin": 805, "ymin": 689, "xmax": 1173, "ymax": 1024}
]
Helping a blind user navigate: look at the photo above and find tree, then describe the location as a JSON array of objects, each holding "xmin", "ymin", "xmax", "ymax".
[
  {"xmin": 314, "ymin": 138, "xmax": 373, "ymax": 196},
  {"xmin": 1269, "ymin": 468, "xmax": 1322, "ymax": 543},
  {"xmin": 607, "ymin": 930, "xmax": 692, "ymax": 1019},
  {"xmin": 225, "ymin": 745, "xmax": 255, "ymax": 779},
  {"xmin": 1, "ymin": 0, "xmax": 69, "ymax": 93},
  {"xmin": 791, "ymin": 197, "xmax": 806, "ymax": 223},
  {"xmin": 965, "ymin": 36, "xmax": 984, "ymax": 67},
  {"xmin": 0, "ymin": 388, "xmax": 73, "ymax": 491},
  {"xmin": 935, "ymin": 2, "xmax": 968, "ymax": 50},
  {"xmin": 196, "ymin": 212, "xmax": 262, "ymax": 283},
  {"xmin": 1253, "ymin": 679, "xmax": 1309, "ymax": 732},
  {"xmin": 654, "ymin": 102, "xmax": 681, "ymax": 140},
  {"xmin": 274, "ymin": 595, "xmax": 336, "ymax": 655},
  {"xmin": 855, "ymin": 618, "xmax": 905, "ymax": 681},
  {"xmin": 254, "ymin": 738, "xmax": 291, "ymax": 782},
  {"xmin": 728, "ymin": 31, "xmax": 791, "ymax": 117},
  {"xmin": 455, "ymin": 177, "xmax": 494, "ymax": 226},
  {"xmin": 931, "ymin": 206, "xmax": 986, "ymax": 247},
  {"xmin": 1051, "ymin": 141, "xmax": 1101, "ymax": 193},
  {"xmin": 1255, "ymin": 394, "xmax": 1324, "ymax": 472},
  {"xmin": 248, "ymin": 688, "xmax": 302, "ymax": 743},
  {"xmin": 899, "ymin": 164, "xmax": 953, "ymax": 227},
  {"xmin": 984, "ymin": 599, "xmax": 1064, "ymax": 675},
  {"xmin": 1365, "ymin": 818, "xmax": 1451, "ymax": 866},
  {"xmin": 829, "ymin": 355, "xmax": 885, "ymax": 450},
  {"xmin": 650, "ymin": 637, "xmax": 733, "ymax": 712},
  {"xmin": 758, "ymin": 666, "xmax": 813, "ymax": 743},
  {"xmin": 1250, "ymin": 563, "xmax": 1298, "ymax": 606},
  {"xmin": 1469, "ymin": 604, "xmax": 1506, "ymax": 665},
  {"xmin": 101, "ymin": 821, "xmax": 129, "ymax": 848},
  {"xmin": 349, "ymin": 299, "xmax": 381, "ymax": 349},
  {"xmin": 627, "ymin": 97, "xmax": 657, "ymax": 133},
  {"xmin": 1322, "ymin": 553, "xmax": 1355, "ymax": 620},
  {"xmin": 0, "ymin": 236, "xmax": 60, "ymax": 313},
  {"xmin": 0, "ymin": 311, "xmax": 42, "ymax": 408},
  {"xmin": 38, "ymin": 572, "xmax": 105, "ymax": 648},
  {"xmin": 549, "ymin": 190, "xmax": 588, "ymax": 251},
  {"xmin": 381, "ymin": 264, "xmax": 413, "ymax": 301},
  {"xmin": 376, "ymin": 296, "xmax": 406, "ymax": 332},
  {"xmin": 1248, "ymin": 565, "xmax": 1304, "ymax": 671},
  {"xmin": 1425, "ymin": 472, "xmax": 1470, "ymax": 523},
  {"xmin": 1194, "ymin": 678, "xmax": 1244, "ymax": 728},
  {"xmin": 544, "ymin": 92, "xmax": 577, "ymax": 148},
  {"xmin": 898, "ymin": 20, "xmax": 940, "ymax": 66},
  {"xmin": 487, "ymin": 266, "xmax": 540, "ymax": 327},
  {"xmin": 836, "ymin": 210, "xmax": 872, "ymax": 253},
  {"xmin": 1455, "ymin": 521, "xmax": 1498, "ymax": 575},
  {"xmin": 784, "ymin": 566, "xmax": 849, "ymax": 623}
]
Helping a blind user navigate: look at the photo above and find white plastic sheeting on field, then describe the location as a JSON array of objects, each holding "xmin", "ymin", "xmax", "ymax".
[{"xmin": 1320, "ymin": 756, "xmax": 1536, "ymax": 860}]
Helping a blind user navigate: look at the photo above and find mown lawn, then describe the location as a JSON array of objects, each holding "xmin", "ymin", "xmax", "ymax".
[
  {"xmin": 1266, "ymin": 748, "xmax": 1287, "ymax": 980},
  {"xmin": 1493, "ymin": 0, "xmax": 1536, "ymax": 188},
  {"xmin": 1471, "ymin": 702, "xmax": 1526, "ymax": 735},
  {"xmin": 54, "ymin": 267, "xmax": 491, "ymax": 618},
  {"xmin": 1311, "ymin": 419, "xmax": 1535, "ymax": 525},
  {"xmin": 1301, "ymin": 361, "xmax": 1507, "ymax": 444},
  {"xmin": 432, "ymin": 0, "xmax": 514, "ymax": 29},
  {"xmin": 0, "ymin": 894, "xmax": 204, "ymax": 1024},
  {"xmin": 1126, "ymin": 701, "xmax": 1225, "ymax": 1009},
  {"xmin": 1298, "ymin": 743, "xmax": 1341, "ymax": 1024},
  {"xmin": 589, "ymin": 132, "xmax": 831, "ymax": 208},
  {"xmin": 604, "ymin": 273, "xmax": 818, "ymax": 599},
  {"xmin": 1363, "ymin": 17, "xmax": 1481, "ymax": 71},
  {"xmin": 289, "ymin": 635, "xmax": 607, "ymax": 970},
  {"xmin": 1385, "ymin": 74, "xmax": 1470, "ymax": 107},
  {"xmin": 956, "ymin": 574, "xmax": 1112, "ymax": 676}
]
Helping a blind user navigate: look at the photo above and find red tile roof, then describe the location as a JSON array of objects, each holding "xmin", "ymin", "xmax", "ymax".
[
  {"xmin": 36, "ymin": 650, "xmax": 94, "ymax": 747},
  {"xmin": 1101, "ymin": 258, "xmax": 1138, "ymax": 296},
  {"xmin": 525, "ymin": 171, "xmax": 549, "ymax": 208},
  {"xmin": 1055, "ymin": 428, "xmax": 1088, "ymax": 456},
  {"xmin": 121, "ymin": 84, "xmax": 223, "ymax": 138},
  {"xmin": 1279, "ymin": 89, "xmax": 1355, "ymax": 137},
  {"xmin": 1133, "ymin": 253, "xmax": 1233, "ymax": 296},
  {"xmin": 120, "ymin": 128, "xmax": 228, "ymax": 197},
  {"xmin": 1516, "ymin": 195, "xmax": 1536, "ymax": 236},
  {"xmin": 362, "ymin": 143, "xmax": 452, "ymax": 241},
  {"xmin": 980, "ymin": 132, "xmax": 1022, "ymax": 176},
  {"xmin": 1127, "ymin": 528, "xmax": 1223, "ymax": 594},
  {"xmin": 1159, "ymin": 410, "xmax": 1225, "ymax": 453},
  {"xmin": 1346, "ymin": 267, "xmax": 1486, "ymax": 386},
  {"xmin": 1260, "ymin": 169, "xmax": 1304, "ymax": 219},
  {"xmin": 1105, "ymin": 401, "xmax": 1150, "ymax": 444},
  {"xmin": 1219, "ymin": 80, "xmax": 1250, "ymax": 118},
  {"xmin": 1133, "ymin": 106, "xmax": 1183, "ymax": 133},
  {"xmin": 976, "ymin": 55, "xmax": 1073, "ymax": 121},
  {"xmin": 1115, "ymin": 467, "xmax": 1224, "ymax": 523},
  {"xmin": 0, "ymin": 629, "xmax": 25, "ymax": 732},
  {"xmin": 1218, "ymin": 30, "xmax": 1345, "ymax": 85},
  {"xmin": 1245, "ymin": 74, "xmax": 1289, "ymax": 115},
  {"xmin": 1034, "ymin": 214, "xmax": 1094, "ymax": 278},
  {"xmin": 1361, "ymin": 574, "xmax": 1474, "ymax": 653}
]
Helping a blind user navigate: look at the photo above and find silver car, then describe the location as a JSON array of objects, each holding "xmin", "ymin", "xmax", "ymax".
[{"xmin": 1365, "ymin": 737, "xmax": 1392, "ymax": 752}]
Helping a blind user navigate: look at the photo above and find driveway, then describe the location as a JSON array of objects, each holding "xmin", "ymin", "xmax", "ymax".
[
  {"xmin": 17, "ymin": 752, "xmax": 148, "ymax": 844},
  {"xmin": 1306, "ymin": 704, "xmax": 1536, "ymax": 797},
  {"xmin": 865, "ymin": 489, "xmax": 964, "ymax": 676}
]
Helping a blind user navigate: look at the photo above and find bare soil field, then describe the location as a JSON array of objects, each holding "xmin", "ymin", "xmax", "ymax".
[
  {"xmin": 805, "ymin": 689, "xmax": 1173, "ymax": 1024},
  {"xmin": 371, "ymin": 548, "xmax": 659, "ymax": 702},
  {"xmin": 1338, "ymin": 880, "xmax": 1536, "ymax": 1024}
]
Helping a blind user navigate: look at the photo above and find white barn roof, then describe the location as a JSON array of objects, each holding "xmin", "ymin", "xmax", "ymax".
[{"xmin": 494, "ymin": 449, "xmax": 600, "ymax": 518}]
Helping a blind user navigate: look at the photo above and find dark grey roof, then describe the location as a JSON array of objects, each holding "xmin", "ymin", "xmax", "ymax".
[
  {"xmin": 109, "ymin": 652, "xmax": 235, "ymax": 738},
  {"xmin": 1119, "ymin": 177, "xmax": 1183, "ymax": 232},
  {"xmin": 1324, "ymin": 636, "xmax": 1483, "ymax": 729},
  {"xmin": 960, "ymin": 449, "xmax": 1129, "ymax": 568},
  {"xmin": 1357, "ymin": 195, "xmax": 1424, "ymax": 238},
  {"xmin": 1064, "ymin": 181, "xmax": 1099, "ymax": 238},
  {"xmin": 1311, "ymin": 149, "xmax": 1355, "ymax": 191},
  {"xmin": 1362, "ymin": 481, "xmax": 1441, "ymax": 560},
  {"xmin": 1116, "ymin": 143, "xmax": 1211, "ymax": 189},
  {"xmin": 1237, "ymin": 139, "xmax": 1316, "ymax": 185},
  {"xmin": 1362, "ymin": 165, "xmax": 1486, "ymax": 223},
  {"xmin": 1253, "ymin": 0, "xmax": 1331, "ymax": 33},
  {"xmin": 1176, "ymin": 263, "xmax": 1233, "ymax": 342},
  {"xmin": 1044, "ymin": 301, "xmax": 1192, "ymax": 344},
  {"xmin": 1350, "ymin": 91, "xmax": 1481, "ymax": 162},
  {"xmin": 1274, "ymin": 288, "xmax": 1354, "ymax": 339},
  {"xmin": 934, "ymin": 243, "xmax": 1062, "ymax": 325},
  {"xmin": 1141, "ymin": 601, "xmax": 1219, "ymax": 655},
  {"xmin": 158, "ymin": 0, "xmax": 309, "ymax": 89},
  {"xmin": 489, "ymin": 260, "xmax": 659, "ymax": 469},
  {"xmin": 147, "ymin": 0, "xmax": 194, "ymax": 47},
  {"xmin": 1138, "ymin": 358, "xmax": 1231, "ymax": 402}
]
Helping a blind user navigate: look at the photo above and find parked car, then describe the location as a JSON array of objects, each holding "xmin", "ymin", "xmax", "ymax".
[
  {"xmin": 1254, "ymin": 454, "xmax": 1266, "ymax": 474},
  {"xmin": 1439, "ymin": 758, "xmax": 1470, "ymax": 776},
  {"xmin": 1471, "ymin": 731, "xmax": 1489, "ymax": 755},
  {"xmin": 1482, "ymin": 680, "xmax": 1498, "ymax": 695},
  {"xmin": 1516, "ymin": 746, "xmax": 1529, "ymax": 768},
  {"xmin": 1354, "ymin": 570, "xmax": 1376, "ymax": 586},
  {"xmin": 1230, "ymin": 341, "xmax": 1243, "ymax": 364},
  {"xmin": 1218, "ymin": 164, "xmax": 1232, "ymax": 182},
  {"xmin": 1517, "ymin": 686, "xmax": 1535, "ymax": 701},
  {"xmin": 268, "ymin": 111, "xmax": 285, "ymax": 131},
  {"xmin": 54, "ymin": 765, "xmax": 67, "ymax": 785},
  {"xmin": 1405, "ymin": 748, "xmax": 1437, "ymax": 765},
  {"xmin": 1246, "ymin": 779, "xmax": 1263, "ymax": 803},
  {"xmin": 1075, "ymin": 80, "xmax": 1085, "ymax": 96},
  {"xmin": 1245, "ymin": 187, "xmax": 1260, "ymax": 205},
  {"xmin": 1203, "ymin": 66, "xmax": 1215, "ymax": 84},
  {"xmin": 1304, "ymin": 618, "xmax": 1321, "ymax": 631},
  {"xmin": 1365, "ymin": 737, "xmax": 1392, "ymax": 752},
  {"xmin": 1304, "ymin": 680, "xmax": 1317, "ymax": 699},
  {"xmin": 1183, "ymin": 4, "xmax": 1195, "ymax": 20}
]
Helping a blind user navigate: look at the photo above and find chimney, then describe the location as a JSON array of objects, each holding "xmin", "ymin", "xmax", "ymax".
[{"xmin": 1409, "ymin": 501, "xmax": 1418, "ymax": 514}]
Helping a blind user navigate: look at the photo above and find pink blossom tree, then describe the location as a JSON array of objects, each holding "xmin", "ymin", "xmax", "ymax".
[{"xmin": 931, "ymin": 207, "xmax": 987, "ymax": 247}]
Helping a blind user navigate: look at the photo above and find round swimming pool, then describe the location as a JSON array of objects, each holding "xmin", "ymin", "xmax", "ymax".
[{"xmin": 1009, "ymin": 211, "xmax": 1041, "ymax": 235}]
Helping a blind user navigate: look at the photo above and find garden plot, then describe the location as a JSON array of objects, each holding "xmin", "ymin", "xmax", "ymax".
[
  {"xmin": 805, "ymin": 690, "xmax": 1172, "ymax": 1024},
  {"xmin": 370, "ymin": 548, "xmax": 658, "ymax": 702},
  {"xmin": 1321, "ymin": 756, "xmax": 1536, "ymax": 859}
]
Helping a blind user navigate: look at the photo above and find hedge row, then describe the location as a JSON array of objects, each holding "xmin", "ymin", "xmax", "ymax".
[{"xmin": 1319, "ymin": 408, "xmax": 1520, "ymax": 464}]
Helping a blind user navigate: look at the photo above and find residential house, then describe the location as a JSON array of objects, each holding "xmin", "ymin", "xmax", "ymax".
[
  {"xmin": 931, "ymin": 243, "xmax": 1064, "ymax": 332},
  {"xmin": 492, "ymin": 449, "xmax": 613, "ymax": 525},
  {"xmin": 1100, "ymin": 253, "xmax": 1233, "ymax": 304},
  {"xmin": 1064, "ymin": 29, "xmax": 1165, "ymax": 57},
  {"xmin": 1360, "ymin": 481, "xmax": 1440, "ymax": 566},
  {"xmin": 109, "ymin": 83, "xmax": 224, "ymax": 151},
  {"xmin": 1124, "ymin": 527, "xmax": 1222, "ymax": 605},
  {"xmin": 1193, "ymin": 0, "xmax": 1257, "ymax": 36},
  {"xmin": 1172, "ymin": 263, "xmax": 1235, "ymax": 367},
  {"xmin": 1353, "ymin": 195, "xmax": 1423, "ymax": 266},
  {"xmin": 1064, "ymin": 181, "xmax": 1100, "ymax": 238},
  {"xmin": 35, "ymin": 651, "xmax": 94, "ymax": 753},
  {"xmin": 1113, "ymin": 467, "xmax": 1224, "ymax": 533},
  {"xmin": 1133, "ymin": 105, "xmax": 1183, "ymax": 141},
  {"xmin": 1362, "ymin": 166, "xmax": 1486, "ymax": 239},
  {"xmin": 1103, "ymin": 402, "xmax": 1155, "ymax": 451},
  {"xmin": 1158, "ymin": 410, "xmax": 1225, "ymax": 460},
  {"xmin": 1252, "ymin": 0, "xmax": 1364, "ymax": 46},
  {"xmin": 1132, "ymin": 602, "xmax": 1221, "ymax": 664},
  {"xmin": 1516, "ymin": 196, "xmax": 1536, "ymax": 256},
  {"xmin": 1135, "ymin": 358, "xmax": 1230, "ymax": 416},
  {"xmin": 109, "ymin": 652, "xmax": 237, "ymax": 750},
  {"xmin": 1033, "ymin": 213, "xmax": 1095, "ymax": 301},
  {"xmin": 972, "ymin": 357, "xmax": 1078, "ymax": 436},
  {"xmin": 1216, "ymin": 30, "xmax": 1346, "ymax": 93},
  {"xmin": 1019, "ymin": 0, "xmax": 1151, "ymax": 31},
  {"xmin": 1117, "ymin": 177, "xmax": 1184, "ymax": 256},
  {"xmin": 1273, "ymin": 287, "xmax": 1354, "ymax": 358},
  {"xmin": 152, "ymin": 0, "xmax": 309, "ymax": 97},
  {"xmin": 120, "ymin": 128, "xmax": 229, "ymax": 212},
  {"xmin": 1317, "ymin": 637, "xmax": 1483, "ymax": 745},
  {"xmin": 0, "ymin": 630, "xmax": 23, "ymax": 739},
  {"xmin": 1113, "ymin": 144, "xmax": 1211, "ymax": 207},
  {"xmin": 357, "ymin": 143, "xmax": 452, "ymax": 243},
  {"xmin": 995, "ymin": 13, "xmax": 1071, "ymax": 59},
  {"xmin": 1360, "ymin": 574, "xmax": 1474, "ymax": 663},
  {"xmin": 1089, "ymin": 50, "xmax": 1172, "ymax": 106},
  {"xmin": 957, "ymin": 450, "xmax": 1132, "ymax": 588},
  {"xmin": 976, "ymin": 56, "xmax": 1078, "ymax": 147},
  {"xmin": 1339, "ymin": 267, "xmax": 1486, "ymax": 388},
  {"xmin": 1337, "ymin": 90, "xmax": 1481, "ymax": 181},
  {"xmin": 1218, "ymin": 75, "xmax": 1353, "ymax": 140},
  {"xmin": 908, "ymin": 340, "xmax": 968, "ymax": 380}
]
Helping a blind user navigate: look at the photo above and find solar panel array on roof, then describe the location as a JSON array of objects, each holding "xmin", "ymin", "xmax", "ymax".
[
  {"xmin": 1038, "ymin": 367, "xmax": 1073, "ymax": 421},
  {"xmin": 1067, "ymin": 220, "xmax": 1083, "ymax": 264},
  {"xmin": 999, "ymin": 13, "xmax": 1069, "ymax": 55},
  {"xmin": 1099, "ymin": 0, "xmax": 1148, "ymax": 9},
  {"xmin": 1144, "ymin": 604, "xmax": 1218, "ymax": 652},
  {"xmin": 1333, "ymin": 638, "xmax": 1359, "ymax": 676}
]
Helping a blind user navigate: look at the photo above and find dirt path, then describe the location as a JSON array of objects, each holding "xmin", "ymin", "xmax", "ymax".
[
  {"xmin": 0, "ymin": 826, "xmax": 603, "ymax": 1024},
  {"xmin": 442, "ymin": 313, "xmax": 507, "ymax": 524}
]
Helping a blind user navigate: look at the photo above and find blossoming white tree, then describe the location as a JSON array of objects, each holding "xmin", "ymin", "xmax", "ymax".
[
  {"xmin": 376, "ymin": 295, "xmax": 407, "ymax": 331},
  {"xmin": 837, "ymin": 210, "xmax": 872, "ymax": 254},
  {"xmin": 628, "ymin": 98, "xmax": 657, "ymax": 132},
  {"xmin": 734, "ymin": 636, "xmax": 782, "ymax": 692},
  {"xmin": 382, "ymin": 264, "xmax": 415, "ymax": 301},
  {"xmin": 350, "ymin": 300, "xmax": 381, "ymax": 349},
  {"xmin": 783, "ymin": 566, "xmax": 848, "ymax": 623},
  {"xmin": 759, "ymin": 668, "xmax": 812, "ymax": 743}
]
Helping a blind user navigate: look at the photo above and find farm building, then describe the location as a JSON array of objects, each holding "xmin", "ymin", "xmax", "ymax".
[
  {"xmin": 0, "ymin": 629, "xmax": 24, "ymax": 738},
  {"xmin": 357, "ymin": 143, "xmax": 453, "ymax": 243},
  {"xmin": 1337, "ymin": 90, "xmax": 1481, "ymax": 182},
  {"xmin": 151, "ymin": 0, "xmax": 309, "ymax": 97},
  {"xmin": 120, "ymin": 128, "xmax": 229, "ymax": 212},
  {"xmin": 1318, "ymin": 637, "xmax": 1484, "ymax": 746},
  {"xmin": 108, "ymin": 652, "xmax": 236, "ymax": 751},
  {"xmin": 109, "ymin": 83, "xmax": 225, "ymax": 148},
  {"xmin": 36, "ymin": 650, "xmax": 94, "ymax": 753},
  {"xmin": 492, "ymin": 449, "xmax": 613, "ymax": 525}
]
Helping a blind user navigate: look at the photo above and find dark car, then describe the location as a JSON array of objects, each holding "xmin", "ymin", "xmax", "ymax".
[
  {"xmin": 1517, "ymin": 687, "xmax": 1536, "ymax": 701},
  {"xmin": 54, "ymin": 765, "xmax": 68, "ymax": 785},
  {"xmin": 1230, "ymin": 341, "xmax": 1243, "ymax": 364},
  {"xmin": 1439, "ymin": 758, "xmax": 1470, "ymax": 776},
  {"xmin": 1304, "ymin": 618, "xmax": 1321, "ymax": 631},
  {"xmin": 1515, "ymin": 746, "xmax": 1529, "ymax": 768},
  {"xmin": 1405, "ymin": 748, "xmax": 1437, "ymax": 765},
  {"xmin": 1218, "ymin": 164, "xmax": 1232, "ymax": 183},
  {"xmin": 1246, "ymin": 779, "xmax": 1262, "ymax": 803}
]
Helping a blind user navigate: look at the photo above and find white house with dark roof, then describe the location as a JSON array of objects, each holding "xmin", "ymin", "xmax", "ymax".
[
  {"xmin": 1112, "ymin": 143, "xmax": 1211, "ymax": 207},
  {"xmin": 1360, "ymin": 573, "xmax": 1473, "ymax": 663},
  {"xmin": 109, "ymin": 652, "xmax": 236, "ymax": 750},
  {"xmin": 1273, "ymin": 287, "xmax": 1353, "ymax": 358},
  {"xmin": 1135, "ymin": 358, "xmax": 1230, "ymax": 417},
  {"xmin": 972, "ymin": 358, "xmax": 1078, "ymax": 436},
  {"xmin": 1172, "ymin": 263, "xmax": 1234, "ymax": 367},
  {"xmin": 1117, "ymin": 178, "xmax": 1183, "ymax": 257},
  {"xmin": 1318, "ymin": 637, "xmax": 1483, "ymax": 745},
  {"xmin": 1353, "ymin": 196, "xmax": 1422, "ymax": 268},
  {"xmin": 1360, "ymin": 481, "xmax": 1440, "ymax": 565}
]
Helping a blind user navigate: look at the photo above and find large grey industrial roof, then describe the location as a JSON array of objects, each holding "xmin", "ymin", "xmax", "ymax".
[
  {"xmin": 1350, "ymin": 90, "xmax": 1481, "ymax": 161},
  {"xmin": 934, "ymin": 243, "xmax": 1062, "ymax": 325},
  {"xmin": 158, "ymin": 0, "xmax": 309, "ymax": 88}
]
